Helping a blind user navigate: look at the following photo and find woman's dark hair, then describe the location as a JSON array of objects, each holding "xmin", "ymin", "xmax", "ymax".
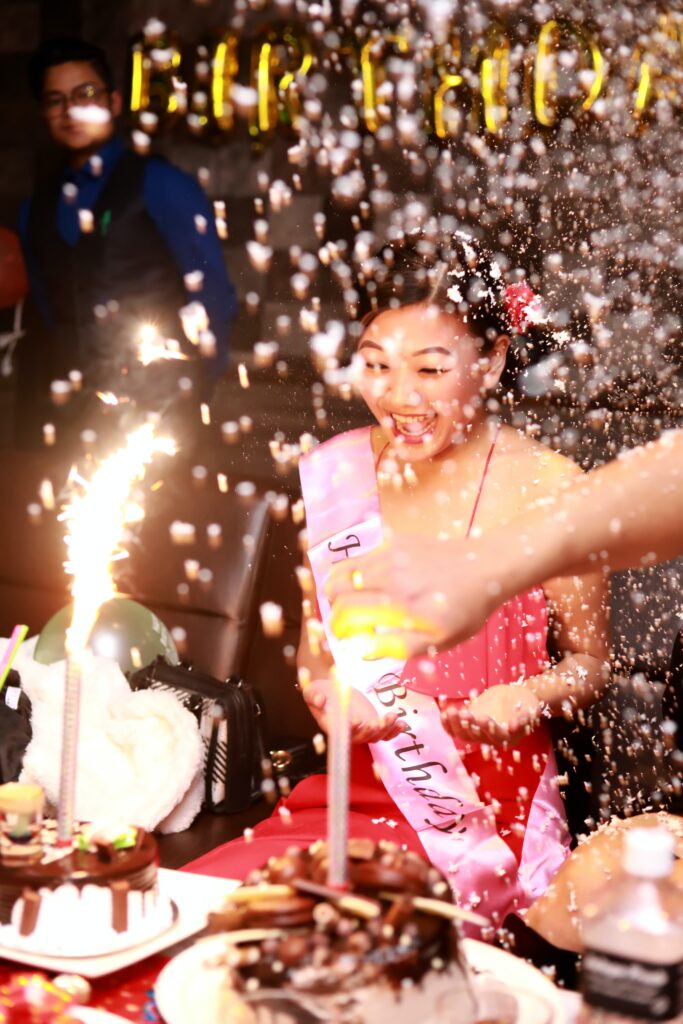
[
  {"xmin": 29, "ymin": 38, "xmax": 115, "ymax": 99},
  {"xmin": 360, "ymin": 231, "xmax": 524, "ymax": 354}
]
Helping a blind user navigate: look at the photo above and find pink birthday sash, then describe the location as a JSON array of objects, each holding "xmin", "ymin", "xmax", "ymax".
[{"xmin": 300, "ymin": 427, "xmax": 570, "ymax": 931}]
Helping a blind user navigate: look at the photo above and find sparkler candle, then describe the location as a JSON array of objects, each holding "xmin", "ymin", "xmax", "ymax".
[
  {"xmin": 184, "ymin": 270, "xmax": 204, "ymax": 292},
  {"xmin": 57, "ymin": 424, "xmax": 175, "ymax": 843},
  {"xmin": 39, "ymin": 479, "xmax": 55, "ymax": 511},
  {"xmin": 327, "ymin": 656, "xmax": 352, "ymax": 889},
  {"xmin": 254, "ymin": 340, "xmax": 279, "ymax": 367}
]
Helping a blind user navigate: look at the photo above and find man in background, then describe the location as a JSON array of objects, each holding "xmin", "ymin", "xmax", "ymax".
[{"xmin": 17, "ymin": 37, "xmax": 236, "ymax": 450}]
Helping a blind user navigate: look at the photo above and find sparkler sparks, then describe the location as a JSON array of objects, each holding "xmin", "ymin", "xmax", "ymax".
[
  {"xmin": 137, "ymin": 324, "xmax": 188, "ymax": 367},
  {"xmin": 96, "ymin": 391, "xmax": 126, "ymax": 406},
  {"xmin": 55, "ymin": 423, "xmax": 175, "ymax": 843},
  {"xmin": 60, "ymin": 423, "xmax": 176, "ymax": 655}
]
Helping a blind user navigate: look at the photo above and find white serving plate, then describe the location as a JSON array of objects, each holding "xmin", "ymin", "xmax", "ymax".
[
  {"xmin": 0, "ymin": 868, "xmax": 240, "ymax": 979},
  {"xmin": 155, "ymin": 934, "xmax": 575, "ymax": 1024},
  {"xmin": 463, "ymin": 938, "xmax": 579, "ymax": 1023},
  {"xmin": 73, "ymin": 1010, "xmax": 132, "ymax": 1024}
]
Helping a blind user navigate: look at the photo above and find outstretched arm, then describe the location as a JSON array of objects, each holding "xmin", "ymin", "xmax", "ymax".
[{"xmin": 328, "ymin": 429, "xmax": 682, "ymax": 658}]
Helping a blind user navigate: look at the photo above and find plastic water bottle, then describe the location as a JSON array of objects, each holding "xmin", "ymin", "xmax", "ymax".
[{"xmin": 579, "ymin": 827, "xmax": 683, "ymax": 1023}]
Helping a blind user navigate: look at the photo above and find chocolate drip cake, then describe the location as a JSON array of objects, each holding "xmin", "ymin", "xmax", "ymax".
[
  {"xmin": 209, "ymin": 838, "xmax": 476, "ymax": 1023},
  {"xmin": 0, "ymin": 789, "xmax": 174, "ymax": 958}
]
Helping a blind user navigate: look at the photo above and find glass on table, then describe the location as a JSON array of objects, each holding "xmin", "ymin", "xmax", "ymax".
[{"xmin": 0, "ymin": 783, "xmax": 44, "ymax": 849}]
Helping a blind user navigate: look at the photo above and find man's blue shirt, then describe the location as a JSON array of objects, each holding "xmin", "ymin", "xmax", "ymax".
[{"xmin": 19, "ymin": 136, "xmax": 236, "ymax": 378}]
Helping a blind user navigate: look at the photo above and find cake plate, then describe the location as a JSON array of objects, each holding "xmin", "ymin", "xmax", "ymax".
[
  {"xmin": 73, "ymin": 1010, "xmax": 131, "ymax": 1024},
  {"xmin": 0, "ymin": 869, "xmax": 240, "ymax": 979},
  {"xmin": 155, "ymin": 935, "xmax": 574, "ymax": 1024}
]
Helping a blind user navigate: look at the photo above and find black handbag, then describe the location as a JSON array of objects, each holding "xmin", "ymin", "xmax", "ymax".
[
  {"xmin": 128, "ymin": 657, "xmax": 326, "ymax": 815},
  {"xmin": 0, "ymin": 670, "xmax": 32, "ymax": 784},
  {"xmin": 128, "ymin": 657, "xmax": 267, "ymax": 814}
]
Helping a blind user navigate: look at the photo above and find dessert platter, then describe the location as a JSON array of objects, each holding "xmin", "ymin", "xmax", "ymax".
[
  {"xmin": 0, "ymin": 787, "xmax": 571, "ymax": 1022},
  {"xmin": 0, "ymin": 667, "xmax": 570, "ymax": 1020},
  {"xmin": 0, "ymin": 782, "xmax": 174, "ymax": 962},
  {"xmin": 0, "ymin": 782, "xmax": 239, "ymax": 978},
  {"xmin": 156, "ymin": 838, "xmax": 566, "ymax": 1024},
  {"xmin": 0, "ymin": 795, "xmax": 568, "ymax": 1021}
]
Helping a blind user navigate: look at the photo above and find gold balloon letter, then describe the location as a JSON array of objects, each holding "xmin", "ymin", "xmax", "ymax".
[
  {"xmin": 360, "ymin": 33, "xmax": 410, "ymax": 133},
  {"xmin": 533, "ymin": 19, "xmax": 605, "ymax": 127},
  {"xmin": 432, "ymin": 35, "xmax": 469, "ymax": 140},
  {"xmin": 129, "ymin": 34, "xmax": 185, "ymax": 128},
  {"xmin": 251, "ymin": 25, "xmax": 315, "ymax": 139},
  {"xmin": 480, "ymin": 25, "xmax": 510, "ymax": 134},
  {"xmin": 211, "ymin": 31, "xmax": 239, "ymax": 132},
  {"xmin": 631, "ymin": 12, "xmax": 683, "ymax": 120}
]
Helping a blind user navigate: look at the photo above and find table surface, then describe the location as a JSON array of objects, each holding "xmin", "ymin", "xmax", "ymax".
[
  {"xmin": 1, "ymin": 807, "xmax": 585, "ymax": 1022},
  {"xmin": 155, "ymin": 802, "xmax": 271, "ymax": 869}
]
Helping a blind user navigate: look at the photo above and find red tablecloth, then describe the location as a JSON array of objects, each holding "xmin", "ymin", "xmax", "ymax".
[{"xmin": 0, "ymin": 954, "xmax": 168, "ymax": 1022}]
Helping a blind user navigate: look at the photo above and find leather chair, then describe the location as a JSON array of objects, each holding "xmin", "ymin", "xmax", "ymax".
[
  {"xmin": 0, "ymin": 449, "xmax": 316, "ymax": 746},
  {"xmin": 539, "ymin": 561, "xmax": 683, "ymax": 840},
  {"xmin": 661, "ymin": 630, "xmax": 683, "ymax": 814},
  {"xmin": 589, "ymin": 563, "xmax": 683, "ymax": 821},
  {"xmin": 663, "ymin": 631, "xmax": 683, "ymax": 731}
]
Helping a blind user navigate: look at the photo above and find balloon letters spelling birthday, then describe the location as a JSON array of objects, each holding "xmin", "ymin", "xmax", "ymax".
[{"xmin": 126, "ymin": 15, "xmax": 682, "ymax": 140}]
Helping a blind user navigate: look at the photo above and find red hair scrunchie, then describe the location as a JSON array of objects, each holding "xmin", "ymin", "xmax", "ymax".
[{"xmin": 502, "ymin": 282, "xmax": 543, "ymax": 334}]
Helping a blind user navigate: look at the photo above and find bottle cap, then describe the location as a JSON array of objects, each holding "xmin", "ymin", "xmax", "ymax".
[{"xmin": 623, "ymin": 827, "xmax": 675, "ymax": 879}]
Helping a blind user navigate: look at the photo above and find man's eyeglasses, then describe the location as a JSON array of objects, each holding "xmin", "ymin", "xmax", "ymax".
[{"xmin": 41, "ymin": 83, "xmax": 109, "ymax": 116}]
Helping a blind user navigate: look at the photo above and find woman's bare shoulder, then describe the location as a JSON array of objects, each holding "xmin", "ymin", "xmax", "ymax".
[{"xmin": 495, "ymin": 424, "xmax": 583, "ymax": 493}]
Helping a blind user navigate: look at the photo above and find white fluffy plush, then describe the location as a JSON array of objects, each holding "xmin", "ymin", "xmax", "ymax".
[{"xmin": 11, "ymin": 639, "xmax": 204, "ymax": 834}]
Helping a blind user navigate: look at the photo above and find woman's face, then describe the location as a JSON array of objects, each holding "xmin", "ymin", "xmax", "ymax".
[{"xmin": 356, "ymin": 303, "xmax": 506, "ymax": 462}]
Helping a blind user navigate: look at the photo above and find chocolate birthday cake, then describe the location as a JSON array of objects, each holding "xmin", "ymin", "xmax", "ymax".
[
  {"xmin": 209, "ymin": 838, "xmax": 477, "ymax": 1023},
  {"xmin": 0, "ymin": 791, "xmax": 174, "ymax": 958}
]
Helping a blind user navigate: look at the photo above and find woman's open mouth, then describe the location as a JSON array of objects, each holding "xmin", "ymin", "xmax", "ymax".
[{"xmin": 389, "ymin": 411, "xmax": 437, "ymax": 442}]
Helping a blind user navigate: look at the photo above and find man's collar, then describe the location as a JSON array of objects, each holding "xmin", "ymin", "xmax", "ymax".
[{"xmin": 66, "ymin": 135, "xmax": 125, "ymax": 181}]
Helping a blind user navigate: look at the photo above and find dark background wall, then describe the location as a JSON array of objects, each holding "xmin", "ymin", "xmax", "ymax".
[{"xmin": 4, "ymin": 0, "xmax": 683, "ymax": 387}]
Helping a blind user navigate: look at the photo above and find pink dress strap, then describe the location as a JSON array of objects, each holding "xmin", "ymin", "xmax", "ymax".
[{"xmin": 466, "ymin": 427, "xmax": 499, "ymax": 537}]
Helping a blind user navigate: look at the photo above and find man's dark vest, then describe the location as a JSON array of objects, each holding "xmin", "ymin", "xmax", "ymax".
[
  {"xmin": 17, "ymin": 149, "xmax": 195, "ymax": 448},
  {"xmin": 25, "ymin": 149, "xmax": 189, "ymax": 383}
]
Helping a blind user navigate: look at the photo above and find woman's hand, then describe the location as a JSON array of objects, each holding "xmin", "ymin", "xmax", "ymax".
[
  {"xmin": 302, "ymin": 678, "xmax": 409, "ymax": 743},
  {"xmin": 440, "ymin": 684, "xmax": 542, "ymax": 746}
]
